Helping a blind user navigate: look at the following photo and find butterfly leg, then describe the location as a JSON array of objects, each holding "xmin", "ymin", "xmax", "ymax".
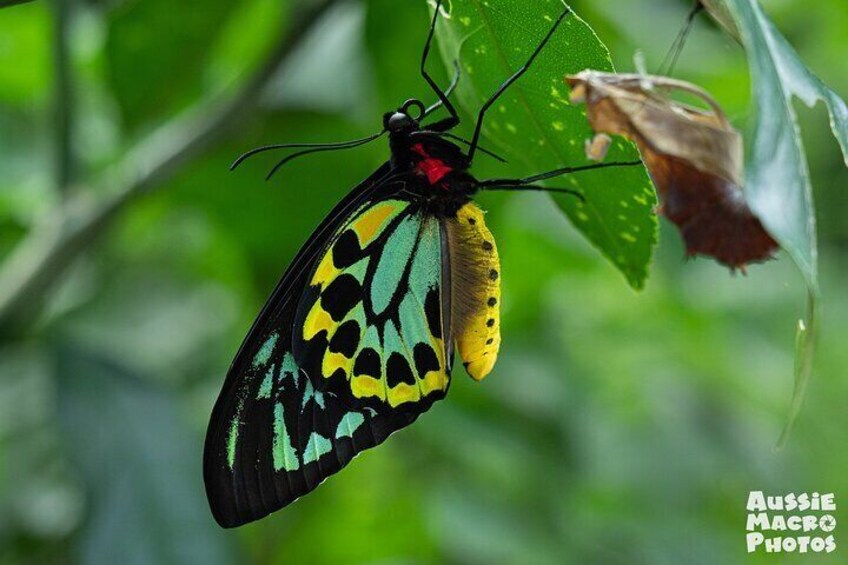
[
  {"xmin": 484, "ymin": 161, "xmax": 643, "ymax": 186},
  {"xmin": 478, "ymin": 161, "xmax": 642, "ymax": 189},
  {"xmin": 466, "ymin": 6, "xmax": 572, "ymax": 163},
  {"xmin": 479, "ymin": 161, "xmax": 644, "ymax": 199},
  {"xmin": 480, "ymin": 183, "xmax": 584, "ymax": 201},
  {"xmin": 423, "ymin": 60, "xmax": 461, "ymax": 131},
  {"xmin": 420, "ymin": 0, "xmax": 460, "ymax": 132}
]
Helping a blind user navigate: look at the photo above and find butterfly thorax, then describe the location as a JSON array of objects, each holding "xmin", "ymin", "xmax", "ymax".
[{"xmin": 388, "ymin": 131, "xmax": 476, "ymax": 217}]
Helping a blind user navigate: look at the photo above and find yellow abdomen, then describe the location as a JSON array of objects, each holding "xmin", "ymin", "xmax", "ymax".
[{"xmin": 446, "ymin": 203, "xmax": 501, "ymax": 381}]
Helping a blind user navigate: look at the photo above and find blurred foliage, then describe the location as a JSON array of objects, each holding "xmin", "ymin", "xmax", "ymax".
[{"xmin": 1, "ymin": 0, "xmax": 847, "ymax": 564}]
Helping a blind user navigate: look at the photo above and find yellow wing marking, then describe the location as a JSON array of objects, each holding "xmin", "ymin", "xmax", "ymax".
[
  {"xmin": 351, "ymin": 375, "xmax": 387, "ymax": 401},
  {"xmin": 303, "ymin": 305, "xmax": 334, "ymax": 341},
  {"xmin": 350, "ymin": 201, "xmax": 399, "ymax": 246},
  {"xmin": 311, "ymin": 251, "xmax": 339, "ymax": 288},
  {"xmin": 387, "ymin": 383, "xmax": 419, "ymax": 407},
  {"xmin": 322, "ymin": 351, "xmax": 353, "ymax": 379}
]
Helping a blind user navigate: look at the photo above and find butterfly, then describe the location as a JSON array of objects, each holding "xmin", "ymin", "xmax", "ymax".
[{"xmin": 204, "ymin": 1, "xmax": 637, "ymax": 528}]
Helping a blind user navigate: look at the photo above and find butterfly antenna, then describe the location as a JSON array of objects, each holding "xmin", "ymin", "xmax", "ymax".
[
  {"xmin": 264, "ymin": 132, "xmax": 386, "ymax": 181},
  {"xmin": 657, "ymin": 1, "xmax": 704, "ymax": 76},
  {"xmin": 230, "ymin": 131, "xmax": 385, "ymax": 172}
]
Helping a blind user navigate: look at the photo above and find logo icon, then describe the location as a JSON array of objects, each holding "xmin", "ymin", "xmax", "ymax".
[{"xmin": 746, "ymin": 491, "xmax": 837, "ymax": 554}]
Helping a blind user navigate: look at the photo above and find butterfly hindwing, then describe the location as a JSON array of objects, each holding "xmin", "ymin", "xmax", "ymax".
[
  {"xmin": 204, "ymin": 170, "xmax": 451, "ymax": 528},
  {"xmin": 293, "ymin": 198, "xmax": 452, "ymax": 412}
]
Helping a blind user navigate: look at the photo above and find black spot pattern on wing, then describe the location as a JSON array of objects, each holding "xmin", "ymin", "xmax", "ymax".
[
  {"xmin": 386, "ymin": 352, "xmax": 416, "ymax": 387},
  {"xmin": 332, "ymin": 230, "xmax": 362, "ymax": 269},
  {"xmin": 354, "ymin": 348, "xmax": 381, "ymax": 379},
  {"xmin": 208, "ymin": 337, "xmax": 428, "ymax": 528},
  {"xmin": 424, "ymin": 287, "xmax": 443, "ymax": 339},
  {"xmin": 329, "ymin": 320, "xmax": 360, "ymax": 357},
  {"xmin": 321, "ymin": 275, "xmax": 361, "ymax": 321},
  {"xmin": 413, "ymin": 343, "xmax": 440, "ymax": 377}
]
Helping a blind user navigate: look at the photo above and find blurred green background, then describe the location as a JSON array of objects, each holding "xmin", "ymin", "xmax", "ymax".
[{"xmin": 1, "ymin": 0, "xmax": 847, "ymax": 563}]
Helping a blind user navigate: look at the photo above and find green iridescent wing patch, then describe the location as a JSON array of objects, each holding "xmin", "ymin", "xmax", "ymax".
[{"xmin": 293, "ymin": 199, "xmax": 451, "ymax": 411}]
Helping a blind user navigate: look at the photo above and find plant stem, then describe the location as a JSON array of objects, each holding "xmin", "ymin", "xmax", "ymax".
[
  {"xmin": 53, "ymin": 0, "xmax": 74, "ymax": 192},
  {"xmin": 0, "ymin": 0, "xmax": 37, "ymax": 9}
]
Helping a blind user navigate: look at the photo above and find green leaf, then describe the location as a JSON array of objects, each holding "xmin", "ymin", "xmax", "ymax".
[
  {"xmin": 715, "ymin": 0, "xmax": 848, "ymax": 442},
  {"xmin": 776, "ymin": 296, "xmax": 816, "ymax": 450},
  {"xmin": 430, "ymin": 0, "xmax": 657, "ymax": 289},
  {"xmin": 56, "ymin": 345, "xmax": 235, "ymax": 565},
  {"xmin": 0, "ymin": 1, "xmax": 51, "ymax": 105},
  {"xmin": 718, "ymin": 0, "xmax": 848, "ymax": 292}
]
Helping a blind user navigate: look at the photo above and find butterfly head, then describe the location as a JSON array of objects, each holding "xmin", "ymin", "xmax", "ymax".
[{"xmin": 383, "ymin": 99, "xmax": 426, "ymax": 135}]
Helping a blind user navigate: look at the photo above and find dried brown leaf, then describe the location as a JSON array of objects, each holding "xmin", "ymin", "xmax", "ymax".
[{"xmin": 566, "ymin": 70, "xmax": 778, "ymax": 270}]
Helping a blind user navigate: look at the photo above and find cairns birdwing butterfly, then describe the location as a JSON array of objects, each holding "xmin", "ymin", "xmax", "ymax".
[{"xmin": 204, "ymin": 0, "xmax": 638, "ymax": 528}]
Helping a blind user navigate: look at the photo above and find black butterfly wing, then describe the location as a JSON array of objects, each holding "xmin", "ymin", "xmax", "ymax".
[
  {"xmin": 204, "ymin": 163, "xmax": 388, "ymax": 527},
  {"xmin": 204, "ymin": 165, "xmax": 451, "ymax": 528}
]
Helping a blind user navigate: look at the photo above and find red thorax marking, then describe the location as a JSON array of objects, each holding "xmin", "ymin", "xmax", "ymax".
[{"xmin": 412, "ymin": 143, "xmax": 453, "ymax": 185}]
